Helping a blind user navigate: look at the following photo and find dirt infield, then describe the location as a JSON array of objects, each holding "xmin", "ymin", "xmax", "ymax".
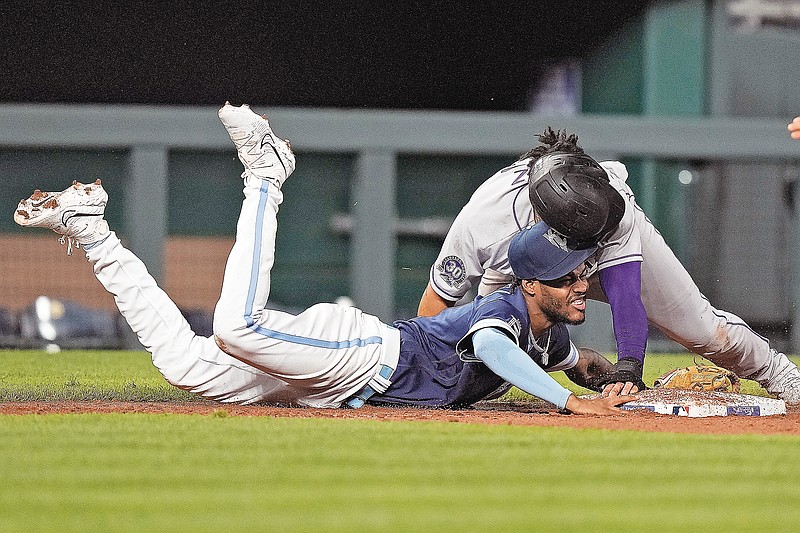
[{"xmin": 2, "ymin": 400, "xmax": 800, "ymax": 435}]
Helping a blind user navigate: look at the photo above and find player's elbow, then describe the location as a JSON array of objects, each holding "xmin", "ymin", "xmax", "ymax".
[{"xmin": 417, "ymin": 284, "xmax": 453, "ymax": 316}]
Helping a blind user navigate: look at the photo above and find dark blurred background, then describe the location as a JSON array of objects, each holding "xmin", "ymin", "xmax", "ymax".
[{"xmin": 1, "ymin": 0, "xmax": 649, "ymax": 109}]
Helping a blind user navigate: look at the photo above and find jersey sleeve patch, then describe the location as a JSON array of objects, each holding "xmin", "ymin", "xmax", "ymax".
[{"xmin": 435, "ymin": 255, "xmax": 468, "ymax": 289}]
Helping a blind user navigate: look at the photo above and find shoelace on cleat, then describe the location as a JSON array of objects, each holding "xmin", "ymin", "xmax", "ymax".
[{"xmin": 58, "ymin": 236, "xmax": 80, "ymax": 256}]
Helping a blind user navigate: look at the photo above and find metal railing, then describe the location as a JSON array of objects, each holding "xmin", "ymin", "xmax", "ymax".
[{"xmin": 3, "ymin": 103, "xmax": 800, "ymax": 349}]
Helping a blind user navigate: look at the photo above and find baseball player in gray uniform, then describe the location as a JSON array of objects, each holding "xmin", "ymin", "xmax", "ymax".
[
  {"xmin": 419, "ymin": 128, "xmax": 800, "ymax": 404},
  {"xmin": 13, "ymin": 103, "xmax": 636, "ymax": 414}
]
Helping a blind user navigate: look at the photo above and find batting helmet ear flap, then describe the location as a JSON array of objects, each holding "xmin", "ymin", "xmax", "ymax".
[
  {"xmin": 597, "ymin": 183, "xmax": 625, "ymax": 239},
  {"xmin": 528, "ymin": 152, "xmax": 625, "ymax": 242}
]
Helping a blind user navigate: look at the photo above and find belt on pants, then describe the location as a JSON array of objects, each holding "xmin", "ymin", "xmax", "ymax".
[{"xmin": 345, "ymin": 364, "xmax": 395, "ymax": 408}]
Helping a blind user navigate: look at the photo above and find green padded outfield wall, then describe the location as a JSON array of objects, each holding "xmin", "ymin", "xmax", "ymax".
[{"xmin": 168, "ymin": 151, "xmax": 354, "ymax": 312}]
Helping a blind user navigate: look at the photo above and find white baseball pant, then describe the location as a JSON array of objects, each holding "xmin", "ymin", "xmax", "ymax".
[{"xmin": 85, "ymin": 180, "xmax": 399, "ymax": 407}]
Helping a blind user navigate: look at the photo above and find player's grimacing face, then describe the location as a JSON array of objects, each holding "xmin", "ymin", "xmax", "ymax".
[{"xmin": 536, "ymin": 265, "xmax": 589, "ymax": 325}]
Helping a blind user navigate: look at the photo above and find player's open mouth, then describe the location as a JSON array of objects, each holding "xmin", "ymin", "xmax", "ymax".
[{"xmin": 570, "ymin": 297, "xmax": 586, "ymax": 311}]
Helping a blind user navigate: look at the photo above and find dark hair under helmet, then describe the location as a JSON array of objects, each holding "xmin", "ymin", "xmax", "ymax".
[{"xmin": 528, "ymin": 152, "xmax": 625, "ymax": 243}]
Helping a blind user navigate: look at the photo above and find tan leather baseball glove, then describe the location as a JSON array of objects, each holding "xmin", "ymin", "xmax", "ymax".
[{"xmin": 653, "ymin": 364, "xmax": 741, "ymax": 393}]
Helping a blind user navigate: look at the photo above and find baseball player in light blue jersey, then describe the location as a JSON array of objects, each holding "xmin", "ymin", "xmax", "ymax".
[
  {"xmin": 419, "ymin": 128, "xmax": 800, "ymax": 404},
  {"xmin": 13, "ymin": 103, "xmax": 636, "ymax": 414}
]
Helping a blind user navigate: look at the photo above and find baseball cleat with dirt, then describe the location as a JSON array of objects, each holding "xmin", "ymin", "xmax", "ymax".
[{"xmin": 14, "ymin": 179, "xmax": 110, "ymax": 255}]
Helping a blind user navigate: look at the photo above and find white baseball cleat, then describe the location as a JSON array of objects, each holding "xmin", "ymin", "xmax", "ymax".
[
  {"xmin": 760, "ymin": 350, "xmax": 800, "ymax": 405},
  {"xmin": 14, "ymin": 179, "xmax": 110, "ymax": 255},
  {"xmin": 218, "ymin": 102, "xmax": 296, "ymax": 188}
]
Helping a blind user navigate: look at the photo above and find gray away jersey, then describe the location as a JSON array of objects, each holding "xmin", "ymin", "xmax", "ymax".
[{"xmin": 429, "ymin": 159, "xmax": 644, "ymax": 301}]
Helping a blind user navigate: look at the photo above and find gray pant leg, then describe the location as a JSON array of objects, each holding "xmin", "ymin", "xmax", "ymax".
[{"xmin": 637, "ymin": 220, "xmax": 773, "ymax": 379}]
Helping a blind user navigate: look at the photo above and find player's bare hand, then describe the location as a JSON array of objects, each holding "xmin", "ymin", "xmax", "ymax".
[
  {"xmin": 564, "ymin": 390, "xmax": 639, "ymax": 415},
  {"xmin": 789, "ymin": 116, "xmax": 800, "ymax": 139},
  {"xmin": 601, "ymin": 381, "xmax": 639, "ymax": 397}
]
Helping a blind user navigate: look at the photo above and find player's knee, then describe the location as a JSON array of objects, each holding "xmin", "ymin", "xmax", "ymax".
[
  {"xmin": 686, "ymin": 327, "xmax": 735, "ymax": 359},
  {"xmin": 212, "ymin": 318, "xmax": 250, "ymax": 355}
]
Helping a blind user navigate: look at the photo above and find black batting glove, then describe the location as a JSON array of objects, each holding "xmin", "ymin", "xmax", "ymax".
[{"xmin": 597, "ymin": 358, "xmax": 647, "ymax": 391}]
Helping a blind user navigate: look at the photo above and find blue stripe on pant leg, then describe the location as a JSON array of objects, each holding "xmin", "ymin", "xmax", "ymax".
[
  {"xmin": 251, "ymin": 324, "xmax": 383, "ymax": 348},
  {"xmin": 243, "ymin": 181, "xmax": 383, "ymax": 350},
  {"xmin": 243, "ymin": 180, "xmax": 272, "ymax": 328}
]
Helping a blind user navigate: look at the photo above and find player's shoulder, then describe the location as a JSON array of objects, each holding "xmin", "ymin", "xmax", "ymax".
[
  {"xmin": 599, "ymin": 161, "xmax": 628, "ymax": 182},
  {"xmin": 599, "ymin": 160, "xmax": 636, "ymax": 204},
  {"xmin": 468, "ymin": 158, "xmax": 531, "ymax": 198},
  {"xmin": 470, "ymin": 287, "xmax": 529, "ymax": 337},
  {"xmin": 474, "ymin": 285, "xmax": 525, "ymax": 314},
  {"xmin": 449, "ymin": 159, "xmax": 533, "ymax": 238}
]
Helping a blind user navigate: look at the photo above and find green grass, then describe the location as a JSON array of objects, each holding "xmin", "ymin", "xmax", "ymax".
[
  {"xmin": 0, "ymin": 350, "xmax": 776, "ymax": 402},
  {"xmin": 2, "ymin": 414, "xmax": 800, "ymax": 532},
  {"xmin": 1, "ymin": 350, "xmax": 799, "ymax": 532},
  {"xmin": 0, "ymin": 350, "xmax": 195, "ymax": 402}
]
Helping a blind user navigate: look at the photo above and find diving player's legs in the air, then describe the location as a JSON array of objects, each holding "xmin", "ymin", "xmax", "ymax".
[
  {"xmin": 211, "ymin": 103, "xmax": 399, "ymax": 407},
  {"xmin": 14, "ymin": 103, "xmax": 398, "ymax": 407},
  {"xmin": 14, "ymin": 180, "xmax": 287, "ymax": 404}
]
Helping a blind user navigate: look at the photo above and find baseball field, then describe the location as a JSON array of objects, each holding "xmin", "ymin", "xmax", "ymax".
[{"xmin": 2, "ymin": 350, "xmax": 799, "ymax": 532}]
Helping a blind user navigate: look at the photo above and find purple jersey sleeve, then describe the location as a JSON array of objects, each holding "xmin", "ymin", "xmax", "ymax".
[{"xmin": 599, "ymin": 261, "xmax": 647, "ymax": 363}]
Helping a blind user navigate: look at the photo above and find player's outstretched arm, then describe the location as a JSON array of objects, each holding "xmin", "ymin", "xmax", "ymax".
[
  {"xmin": 564, "ymin": 347, "xmax": 615, "ymax": 392},
  {"xmin": 417, "ymin": 282, "xmax": 456, "ymax": 316},
  {"xmin": 789, "ymin": 117, "xmax": 800, "ymax": 139},
  {"xmin": 472, "ymin": 327, "xmax": 637, "ymax": 413},
  {"xmin": 472, "ymin": 327, "xmax": 572, "ymax": 407}
]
